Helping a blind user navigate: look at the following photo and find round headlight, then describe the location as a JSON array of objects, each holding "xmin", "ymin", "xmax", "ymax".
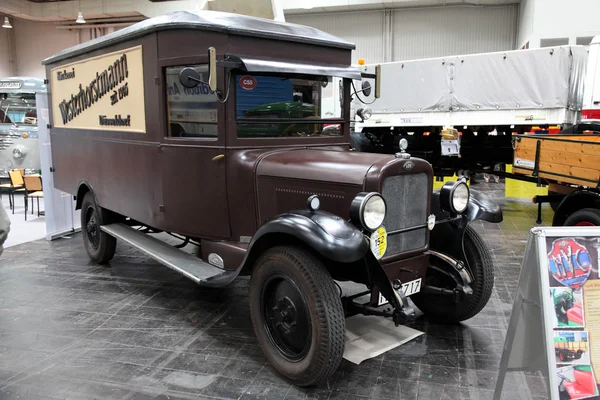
[
  {"xmin": 357, "ymin": 108, "xmax": 372, "ymax": 121},
  {"xmin": 440, "ymin": 181, "xmax": 470, "ymax": 214},
  {"xmin": 452, "ymin": 183, "xmax": 469, "ymax": 213},
  {"xmin": 350, "ymin": 192, "xmax": 387, "ymax": 231}
]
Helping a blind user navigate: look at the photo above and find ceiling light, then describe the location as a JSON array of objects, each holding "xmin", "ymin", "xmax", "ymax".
[
  {"xmin": 2, "ymin": 17, "xmax": 12, "ymax": 29},
  {"xmin": 75, "ymin": 11, "xmax": 86, "ymax": 24}
]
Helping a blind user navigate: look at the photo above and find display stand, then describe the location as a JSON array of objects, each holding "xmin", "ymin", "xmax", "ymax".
[
  {"xmin": 37, "ymin": 93, "xmax": 81, "ymax": 240},
  {"xmin": 494, "ymin": 227, "xmax": 600, "ymax": 400}
]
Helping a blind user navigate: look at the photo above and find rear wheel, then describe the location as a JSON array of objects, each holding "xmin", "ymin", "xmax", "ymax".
[
  {"xmin": 564, "ymin": 208, "xmax": 600, "ymax": 226},
  {"xmin": 549, "ymin": 191, "xmax": 561, "ymax": 212},
  {"xmin": 81, "ymin": 192, "xmax": 116, "ymax": 264},
  {"xmin": 411, "ymin": 226, "xmax": 494, "ymax": 323},
  {"xmin": 249, "ymin": 246, "xmax": 345, "ymax": 387}
]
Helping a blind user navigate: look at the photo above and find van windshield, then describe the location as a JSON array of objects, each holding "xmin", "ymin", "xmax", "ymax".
[
  {"xmin": 236, "ymin": 74, "xmax": 343, "ymax": 138},
  {"xmin": 0, "ymin": 93, "xmax": 37, "ymax": 126}
]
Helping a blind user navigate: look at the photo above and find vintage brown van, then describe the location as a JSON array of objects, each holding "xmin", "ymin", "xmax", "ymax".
[{"xmin": 43, "ymin": 11, "xmax": 502, "ymax": 387}]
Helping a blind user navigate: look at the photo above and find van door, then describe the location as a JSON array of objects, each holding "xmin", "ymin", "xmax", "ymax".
[{"xmin": 160, "ymin": 63, "xmax": 230, "ymax": 239}]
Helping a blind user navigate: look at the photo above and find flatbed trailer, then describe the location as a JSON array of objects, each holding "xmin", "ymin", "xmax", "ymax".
[
  {"xmin": 351, "ymin": 42, "xmax": 593, "ymax": 178},
  {"xmin": 512, "ymin": 124, "xmax": 600, "ymax": 226}
]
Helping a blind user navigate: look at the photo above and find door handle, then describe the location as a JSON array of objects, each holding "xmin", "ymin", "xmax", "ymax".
[{"xmin": 212, "ymin": 154, "xmax": 225, "ymax": 161}]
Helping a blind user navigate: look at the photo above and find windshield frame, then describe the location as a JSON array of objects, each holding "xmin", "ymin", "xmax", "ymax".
[{"xmin": 232, "ymin": 71, "xmax": 347, "ymax": 143}]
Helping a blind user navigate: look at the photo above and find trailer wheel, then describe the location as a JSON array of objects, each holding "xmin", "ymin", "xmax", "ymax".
[
  {"xmin": 249, "ymin": 246, "xmax": 345, "ymax": 387},
  {"xmin": 412, "ymin": 226, "xmax": 494, "ymax": 323},
  {"xmin": 564, "ymin": 208, "xmax": 600, "ymax": 226},
  {"xmin": 575, "ymin": 351, "xmax": 583, "ymax": 360},
  {"xmin": 81, "ymin": 192, "xmax": 116, "ymax": 264},
  {"xmin": 559, "ymin": 351, "xmax": 566, "ymax": 362},
  {"xmin": 549, "ymin": 191, "xmax": 561, "ymax": 212}
]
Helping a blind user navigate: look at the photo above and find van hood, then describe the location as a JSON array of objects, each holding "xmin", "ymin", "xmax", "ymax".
[{"xmin": 256, "ymin": 148, "xmax": 394, "ymax": 186}]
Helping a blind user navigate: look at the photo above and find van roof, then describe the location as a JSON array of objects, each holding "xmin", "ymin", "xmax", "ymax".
[
  {"xmin": 43, "ymin": 10, "xmax": 356, "ymax": 65},
  {"xmin": 0, "ymin": 77, "xmax": 47, "ymax": 93}
]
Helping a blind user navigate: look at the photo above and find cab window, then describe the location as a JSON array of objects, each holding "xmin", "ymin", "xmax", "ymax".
[
  {"xmin": 165, "ymin": 65, "xmax": 218, "ymax": 138},
  {"xmin": 236, "ymin": 74, "xmax": 343, "ymax": 139}
]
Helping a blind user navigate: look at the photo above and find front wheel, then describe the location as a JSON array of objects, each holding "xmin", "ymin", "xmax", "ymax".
[
  {"xmin": 81, "ymin": 192, "xmax": 116, "ymax": 264},
  {"xmin": 249, "ymin": 246, "xmax": 345, "ymax": 387},
  {"xmin": 411, "ymin": 226, "xmax": 494, "ymax": 323}
]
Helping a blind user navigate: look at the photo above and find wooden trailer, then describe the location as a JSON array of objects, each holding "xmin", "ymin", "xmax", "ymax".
[{"xmin": 512, "ymin": 131, "xmax": 600, "ymax": 226}]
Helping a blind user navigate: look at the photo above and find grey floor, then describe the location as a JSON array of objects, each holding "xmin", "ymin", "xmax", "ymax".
[
  {"xmin": 0, "ymin": 182, "xmax": 554, "ymax": 400},
  {"xmin": 2, "ymin": 193, "xmax": 47, "ymax": 249}
]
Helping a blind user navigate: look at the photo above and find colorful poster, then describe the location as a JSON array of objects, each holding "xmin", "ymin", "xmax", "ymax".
[{"xmin": 547, "ymin": 236, "xmax": 600, "ymax": 400}]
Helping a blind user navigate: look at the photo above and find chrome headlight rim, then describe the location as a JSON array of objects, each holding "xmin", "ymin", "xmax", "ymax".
[
  {"xmin": 350, "ymin": 192, "xmax": 387, "ymax": 232},
  {"xmin": 440, "ymin": 181, "xmax": 470, "ymax": 214},
  {"xmin": 356, "ymin": 107, "xmax": 372, "ymax": 122}
]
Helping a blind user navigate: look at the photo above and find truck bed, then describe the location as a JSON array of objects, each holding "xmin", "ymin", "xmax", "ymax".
[{"xmin": 513, "ymin": 134, "xmax": 600, "ymax": 188}]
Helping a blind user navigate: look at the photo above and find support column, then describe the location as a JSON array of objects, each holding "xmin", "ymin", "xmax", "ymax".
[{"xmin": 382, "ymin": 10, "xmax": 393, "ymax": 63}]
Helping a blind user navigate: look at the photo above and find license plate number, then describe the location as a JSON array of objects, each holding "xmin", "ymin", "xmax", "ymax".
[{"xmin": 377, "ymin": 278, "xmax": 422, "ymax": 306}]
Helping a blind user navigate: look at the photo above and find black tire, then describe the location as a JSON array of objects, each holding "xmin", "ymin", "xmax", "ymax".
[
  {"xmin": 81, "ymin": 192, "xmax": 116, "ymax": 264},
  {"xmin": 575, "ymin": 351, "xmax": 583, "ymax": 360},
  {"xmin": 411, "ymin": 226, "xmax": 494, "ymax": 323},
  {"xmin": 549, "ymin": 191, "xmax": 561, "ymax": 212},
  {"xmin": 564, "ymin": 208, "xmax": 600, "ymax": 226},
  {"xmin": 249, "ymin": 246, "xmax": 345, "ymax": 387},
  {"xmin": 559, "ymin": 352, "xmax": 566, "ymax": 362}
]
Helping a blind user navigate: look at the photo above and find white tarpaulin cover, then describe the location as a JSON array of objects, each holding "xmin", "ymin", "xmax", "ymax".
[{"xmin": 363, "ymin": 46, "xmax": 588, "ymax": 114}]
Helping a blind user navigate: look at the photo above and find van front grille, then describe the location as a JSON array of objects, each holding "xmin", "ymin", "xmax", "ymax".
[{"xmin": 381, "ymin": 173, "xmax": 429, "ymax": 255}]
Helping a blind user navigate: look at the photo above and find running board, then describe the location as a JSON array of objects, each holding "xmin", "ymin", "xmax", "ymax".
[{"xmin": 100, "ymin": 223, "xmax": 224, "ymax": 284}]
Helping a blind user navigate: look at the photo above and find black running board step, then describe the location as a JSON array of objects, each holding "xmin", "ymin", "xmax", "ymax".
[{"xmin": 100, "ymin": 223, "xmax": 224, "ymax": 284}]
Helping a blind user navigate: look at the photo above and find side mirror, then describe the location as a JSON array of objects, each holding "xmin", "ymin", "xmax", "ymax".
[
  {"xmin": 375, "ymin": 64, "xmax": 381, "ymax": 99},
  {"xmin": 208, "ymin": 47, "xmax": 217, "ymax": 92},
  {"xmin": 361, "ymin": 81, "xmax": 372, "ymax": 97},
  {"xmin": 179, "ymin": 67, "xmax": 201, "ymax": 88}
]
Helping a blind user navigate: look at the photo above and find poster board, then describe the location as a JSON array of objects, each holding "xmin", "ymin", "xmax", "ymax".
[
  {"xmin": 50, "ymin": 45, "xmax": 146, "ymax": 133},
  {"xmin": 494, "ymin": 227, "xmax": 600, "ymax": 400}
]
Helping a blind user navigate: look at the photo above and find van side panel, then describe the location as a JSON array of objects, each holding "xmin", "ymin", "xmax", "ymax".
[{"xmin": 47, "ymin": 34, "xmax": 165, "ymax": 230}]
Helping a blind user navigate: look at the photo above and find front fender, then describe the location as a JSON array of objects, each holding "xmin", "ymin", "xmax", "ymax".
[
  {"xmin": 430, "ymin": 188, "xmax": 501, "ymax": 268},
  {"xmin": 432, "ymin": 188, "xmax": 503, "ymax": 224},
  {"xmin": 249, "ymin": 210, "xmax": 369, "ymax": 264}
]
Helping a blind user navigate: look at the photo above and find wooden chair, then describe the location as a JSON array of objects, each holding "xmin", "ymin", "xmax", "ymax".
[
  {"xmin": 23, "ymin": 175, "xmax": 43, "ymax": 220},
  {"xmin": 0, "ymin": 170, "xmax": 26, "ymax": 213}
]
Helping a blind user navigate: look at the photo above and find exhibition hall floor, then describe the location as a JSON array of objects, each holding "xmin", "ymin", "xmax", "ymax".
[
  {"xmin": 0, "ymin": 184, "xmax": 552, "ymax": 400},
  {"xmin": 2, "ymin": 194, "xmax": 46, "ymax": 249}
]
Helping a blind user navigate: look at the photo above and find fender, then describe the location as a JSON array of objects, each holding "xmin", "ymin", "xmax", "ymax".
[
  {"xmin": 429, "ymin": 188, "xmax": 501, "ymax": 274},
  {"xmin": 203, "ymin": 210, "xmax": 369, "ymax": 287},
  {"xmin": 75, "ymin": 180, "xmax": 96, "ymax": 210},
  {"xmin": 431, "ymin": 188, "xmax": 503, "ymax": 224},
  {"xmin": 553, "ymin": 189, "xmax": 600, "ymax": 226},
  {"xmin": 248, "ymin": 210, "xmax": 368, "ymax": 264}
]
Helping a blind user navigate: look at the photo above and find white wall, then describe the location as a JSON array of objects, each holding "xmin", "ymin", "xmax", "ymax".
[
  {"xmin": 13, "ymin": 18, "xmax": 78, "ymax": 78},
  {"xmin": 392, "ymin": 5, "xmax": 517, "ymax": 61},
  {"xmin": 0, "ymin": 27, "xmax": 14, "ymax": 76},
  {"xmin": 533, "ymin": 0, "xmax": 600, "ymax": 44},
  {"xmin": 287, "ymin": 5, "xmax": 517, "ymax": 63},
  {"xmin": 287, "ymin": 11, "xmax": 385, "ymax": 64},
  {"xmin": 517, "ymin": 0, "xmax": 535, "ymax": 48},
  {"xmin": 517, "ymin": 0, "xmax": 600, "ymax": 49}
]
